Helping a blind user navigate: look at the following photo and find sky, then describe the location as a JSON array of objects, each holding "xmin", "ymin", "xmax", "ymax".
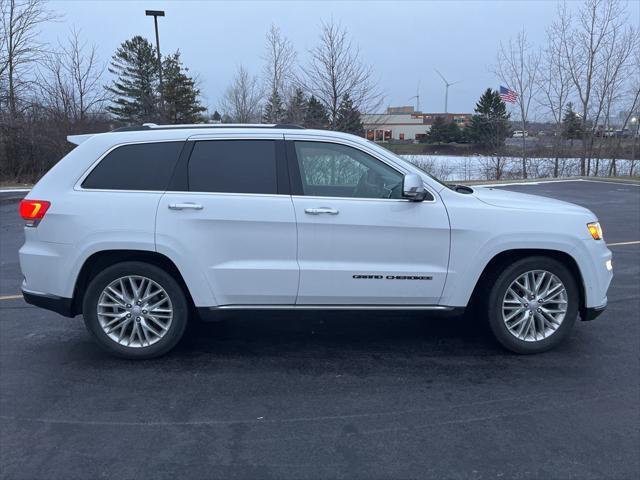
[{"xmin": 41, "ymin": 0, "xmax": 640, "ymax": 117}]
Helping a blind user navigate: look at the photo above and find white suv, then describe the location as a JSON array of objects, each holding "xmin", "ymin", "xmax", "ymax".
[{"xmin": 19, "ymin": 124, "xmax": 612, "ymax": 358}]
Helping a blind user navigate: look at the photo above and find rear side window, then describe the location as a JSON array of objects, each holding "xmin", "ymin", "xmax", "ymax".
[
  {"xmin": 82, "ymin": 142, "xmax": 183, "ymax": 191},
  {"xmin": 188, "ymin": 140, "xmax": 277, "ymax": 194}
]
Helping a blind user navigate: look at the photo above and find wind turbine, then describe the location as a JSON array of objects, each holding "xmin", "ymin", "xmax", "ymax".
[
  {"xmin": 408, "ymin": 81, "xmax": 421, "ymax": 113},
  {"xmin": 434, "ymin": 69, "xmax": 460, "ymax": 113}
]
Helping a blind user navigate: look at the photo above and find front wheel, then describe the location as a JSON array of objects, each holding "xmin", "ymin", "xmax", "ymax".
[
  {"xmin": 486, "ymin": 257, "xmax": 579, "ymax": 354},
  {"xmin": 82, "ymin": 261, "xmax": 189, "ymax": 359}
]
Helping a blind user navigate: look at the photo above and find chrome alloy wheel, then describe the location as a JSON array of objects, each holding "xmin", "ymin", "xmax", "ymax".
[
  {"xmin": 502, "ymin": 270, "xmax": 568, "ymax": 342},
  {"xmin": 97, "ymin": 275, "xmax": 173, "ymax": 348}
]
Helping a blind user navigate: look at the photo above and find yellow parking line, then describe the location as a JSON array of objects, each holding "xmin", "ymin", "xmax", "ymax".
[
  {"xmin": 0, "ymin": 294, "xmax": 23, "ymax": 301},
  {"xmin": 607, "ymin": 241, "xmax": 640, "ymax": 247}
]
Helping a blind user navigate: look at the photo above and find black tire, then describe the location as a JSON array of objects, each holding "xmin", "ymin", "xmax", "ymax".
[
  {"xmin": 82, "ymin": 261, "xmax": 188, "ymax": 359},
  {"xmin": 486, "ymin": 256, "xmax": 579, "ymax": 354}
]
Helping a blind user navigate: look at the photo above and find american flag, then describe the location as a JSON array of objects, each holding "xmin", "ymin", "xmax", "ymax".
[{"xmin": 499, "ymin": 86, "xmax": 518, "ymax": 103}]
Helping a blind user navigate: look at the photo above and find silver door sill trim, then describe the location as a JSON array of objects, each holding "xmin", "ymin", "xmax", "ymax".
[{"xmin": 209, "ymin": 304, "xmax": 454, "ymax": 311}]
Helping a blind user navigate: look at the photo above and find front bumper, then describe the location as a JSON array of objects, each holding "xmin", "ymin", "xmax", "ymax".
[
  {"xmin": 22, "ymin": 288, "xmax": 75, "ymax": 317},
  {"xmin": 581, "ymin": 302, "xmax": 607, "ymax": 321}
]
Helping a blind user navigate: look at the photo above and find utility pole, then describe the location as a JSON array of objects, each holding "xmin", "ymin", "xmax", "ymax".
[{"xmin": 146, "ymin": 10, "xmax": 165, "ymax": 119}]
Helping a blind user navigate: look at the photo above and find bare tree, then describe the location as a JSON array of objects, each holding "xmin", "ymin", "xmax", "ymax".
[
  {"xmin": 62, "ymin": 27, "xmax": 105, "ymax": 122},
  {"xmin": 0, "ymin": 2, "xmax": 6, "ymax": 79},
  {"xmin": 537, "ymin": 3, "xmax": 573, "ymax": 177},
  {"xmin": 405, "ymin": 156, "xmax": 455, "ymax": 182},
  {"xmin": 298, "ymin": 19, "xmax": 380, "ymax": 129},
  {"xmin": 0, "ymin": 1, "xmax": 10, "ymax": 108},
  {"xmin": 0, "ymin": 0, "xmax": 56, "ymax": 117},
  {"xmin": 560, "ymin": 0, "xmax": 630, "ymax": 175},
  {"xmin": 37, "ymin": 28, "xmax": 106, "ymax": 124},
  {"xmin": 479, "ymin": 155, "xmax": 511, "ymax": 181},
  {"xmin": 37, "ymin": 49, "xmax": 73, "ymax": 121},
  {"xmin": 609, "ymin": 47, "xmax": 640, "ymax": 176},
  {"xmin": 221, "ymin": 65, "xmax": 262, "ymax": 123},
  {"xmin": 588, "ymin": 16, "xmax": 637, "ymax": 175},
  {"xmin": 262, "ymin": 24, "xmax": 295, "ymax": 122},
  {"xmin": 496, "ymin": 29, "xmax": 541, "ymax": 178}
]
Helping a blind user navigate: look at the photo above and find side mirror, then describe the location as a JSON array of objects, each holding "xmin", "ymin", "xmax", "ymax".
[{"xmin": 402, "ymin": 173, "xmax": 427, "ymax": 201}]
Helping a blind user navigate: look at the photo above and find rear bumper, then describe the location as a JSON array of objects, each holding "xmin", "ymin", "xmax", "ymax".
[
  {"xmin": 22, "ymin": 288, "xmax": 75, "ymax": 317},
  {"xmin": 581, "ymin": 301, "xmax": 607, "ymax": 321}
]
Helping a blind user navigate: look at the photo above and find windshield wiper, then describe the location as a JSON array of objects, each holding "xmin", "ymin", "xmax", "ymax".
[{"xmin": 447, "ymin": 184, "xmax": 474, "ymax": 194}]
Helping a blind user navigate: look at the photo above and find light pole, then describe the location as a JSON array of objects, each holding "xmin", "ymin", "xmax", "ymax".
[{"xmin": 146, "ymin": 10, "xmax": 165, "ymax": 119}]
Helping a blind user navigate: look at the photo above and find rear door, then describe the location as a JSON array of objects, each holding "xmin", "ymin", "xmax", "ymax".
[
  {"xmin": 155, "ymin": 133, "xmax": 298, "ymax": 307},
  {"xmin": 286, "ymin": 135, "xmax": 451, "ymax": 305}
]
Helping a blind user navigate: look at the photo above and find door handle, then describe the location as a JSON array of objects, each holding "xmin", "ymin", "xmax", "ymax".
[
  {"xmin": 168, "ymin": 202, "xmax": 203, "ymax": 210},
  {"xmin": 304, "ymin": 207, "xmax": 339, "ymax": 215}
]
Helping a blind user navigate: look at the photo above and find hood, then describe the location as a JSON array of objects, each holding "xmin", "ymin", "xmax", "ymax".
[{"xmin": 473, "ymin": 186, "xmax": 591, "ymax": 215}]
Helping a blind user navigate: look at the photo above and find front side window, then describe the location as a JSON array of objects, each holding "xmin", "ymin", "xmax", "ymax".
[
  {"xmin": 294, "ymin": 141, "xmax": 404, "ymax": 199},
  {"xmin": 188, "ymin": 140, "xmax": 277, "ymax": 194},
  {"xmin": 82, "ymin": 142, "xmax": 183, "ymax": 191}
]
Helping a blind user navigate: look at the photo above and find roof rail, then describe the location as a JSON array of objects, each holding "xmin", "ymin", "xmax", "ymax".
[
  {"xmin": 109, "ymin": 123, "xmax": 305, "ymax": 133},
  {"xmin": 274, "ymin": 124, "xmax": 305, "ymax": 129}
]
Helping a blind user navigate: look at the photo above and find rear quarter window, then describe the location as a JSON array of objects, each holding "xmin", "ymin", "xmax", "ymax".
[{"xmin": 81, "ymin": 142, "xmax": 184, "ymax": 191}]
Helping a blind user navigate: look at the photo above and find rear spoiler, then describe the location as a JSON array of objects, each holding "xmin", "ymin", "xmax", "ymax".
[{"xmin": 67, "ymin": 134, "xmax": 95, "ymax": 145}]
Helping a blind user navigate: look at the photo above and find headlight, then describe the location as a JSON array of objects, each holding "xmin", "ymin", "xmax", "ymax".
[{"xmin": 587, "ymin": 222, "xmax": 603, "ymax": 240}]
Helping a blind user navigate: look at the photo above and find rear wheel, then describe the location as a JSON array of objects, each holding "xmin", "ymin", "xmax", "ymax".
[
  {"xmin": 82, "ymin": 261, "xmax": 188, "ymax": 359},
  {"xmin": 486, "ymin": 257, "xmax": 579, "ymax": 354}
]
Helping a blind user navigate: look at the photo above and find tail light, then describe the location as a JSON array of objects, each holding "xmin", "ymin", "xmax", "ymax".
[{"xmin": 19, "ymin": 200, "xmax": 50, "ymax": 226}]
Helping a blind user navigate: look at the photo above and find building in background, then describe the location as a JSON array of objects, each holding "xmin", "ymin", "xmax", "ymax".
[
  {"xmin": 363, "ymin": 107, "xmax": 426, "ymax": 141},
  {"xmin": 421, "ymin": 113, "xmax": 472, "ymax": 128},
  {"xmin": 385, "ymin": 106, "xmax": 417, "ymax": 115},
  {"xmin": 362, "ymin": 107, "xmax": 472, "ymax": 141}
]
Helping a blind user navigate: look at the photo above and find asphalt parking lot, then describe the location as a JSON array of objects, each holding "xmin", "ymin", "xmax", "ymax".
[{"xmin": 1, "ymin": 179, "xmax": 638, "ymax": 480}]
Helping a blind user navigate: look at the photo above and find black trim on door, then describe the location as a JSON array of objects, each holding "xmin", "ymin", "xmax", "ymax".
[
  {"xmin": 166, "ymin": 140, "xmax": 195, "ymax": 192},
  {"xmin": 275, "ymin": 140, "xmax": 290, "ymax": 195},
  {"xmin": 285, "ymin": 140, "xmax": 304, "ymax": 196}
]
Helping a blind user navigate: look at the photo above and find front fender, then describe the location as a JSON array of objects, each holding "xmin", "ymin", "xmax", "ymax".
[{"xmin": 439, "ymin": 231, "xmax": 609, "ymax": 308}]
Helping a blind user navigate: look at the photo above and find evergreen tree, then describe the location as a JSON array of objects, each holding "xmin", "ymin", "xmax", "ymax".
[
  {"xmin": 334, "ymin": 93, "xmax": 364, "ymax": 135},
  {"xmin": 458, "ymin": 126, "xmax": 472, "ymax": 144},
  {"xmin": 446, "ymin": 121, "xmax": 462, "ymax": 143},
  {"xmin": 425, "ymin": 117, "xmax": 461, "ymax": 143},
  {"xmin": 467, "ymin": 88, "xmax": 511, "ymax": 149},
  {"xmin": 425, "ymin": 116, "xmax": 449, "ymax": 143},
  {"xmin": 162, "ymin": 51, "xmax": 206, "ymax": 124},
  {"xmin": 285, "ymin": 87, "xmax": 307, "ymax": 125},
  {"xmin": 304, "ymin": 95, "xmax": 329, "ymax": 129},
  {"xmin": 262, "ymin": 90, "xmax": 286, "ymax": 123},
  {"xmin": 106, "ymin": 36, "xmax": 160, "ymax": 123},
  {"xmin": 562, "ymin": 102, "xmax": 583, "ymax": 140},
  {"xmin": 211, "ymin": 110, "xmax": 222, "ymax": 122}
]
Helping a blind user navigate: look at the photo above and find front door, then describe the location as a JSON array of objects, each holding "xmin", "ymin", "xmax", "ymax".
[{"xmin": 287, "ymin": 138, "xmax": 450, "ymax": 305}]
